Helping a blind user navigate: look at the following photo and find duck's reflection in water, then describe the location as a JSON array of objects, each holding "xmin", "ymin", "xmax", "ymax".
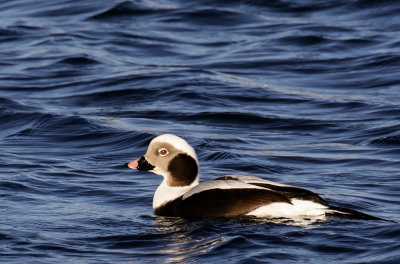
[
  {"xmin": 148, "ymin": 215, "xmax": 325, "ymax": 262},
  {"xmin": 149, "ymin": 217, "xmax": 224, "ymax": 262}
]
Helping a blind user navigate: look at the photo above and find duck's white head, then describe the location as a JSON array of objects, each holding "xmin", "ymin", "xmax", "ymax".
[{"xmin": 126, "ymin": 134, "xmax": 199, "ymax": 187}]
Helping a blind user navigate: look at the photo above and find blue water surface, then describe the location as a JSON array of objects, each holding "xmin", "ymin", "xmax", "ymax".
[{"xmin": 1, "ymin": 0, "xmax": 399, "ymax": 263}]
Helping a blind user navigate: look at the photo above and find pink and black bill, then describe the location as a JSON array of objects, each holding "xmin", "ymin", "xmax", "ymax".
[{"xmin": 125, "ymin": 156, "xmax": 155, "ymax": 171}]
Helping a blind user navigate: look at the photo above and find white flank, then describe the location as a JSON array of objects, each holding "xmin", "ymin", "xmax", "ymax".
[{"xmin": 246, "ymin": 199, "xmax": 327, "ymax": 218}]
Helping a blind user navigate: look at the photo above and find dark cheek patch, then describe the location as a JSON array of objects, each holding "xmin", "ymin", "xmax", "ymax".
[{"xmin": 167, "ymin": 154, "xmax": 198, "ymax": 186}]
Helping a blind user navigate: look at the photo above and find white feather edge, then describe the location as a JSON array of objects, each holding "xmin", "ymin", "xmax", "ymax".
[
  {"xmin": 182, "ymin": 174, "xmax": 295, "ymax": 200},
  {"xmin": 223, "ymin": 174, "xmax": 296, "ymax": 187},
  {"xmin": 182, "ymin": 179, "xmax": 266, "ymax": 199}
]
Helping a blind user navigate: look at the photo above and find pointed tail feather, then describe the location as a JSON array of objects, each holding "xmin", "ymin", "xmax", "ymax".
[{"xmin": 326, "ymin": 206, "xmax": 385, "ymax": 221}]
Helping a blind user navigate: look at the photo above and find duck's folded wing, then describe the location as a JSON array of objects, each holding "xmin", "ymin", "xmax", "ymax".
[
  {"xmin": 216, "ymin": 175, "xmax": 328, "ymax": 206},
  {"xmin": 155, "ymin": 180, "xmax": 291, "ymax": 217}
]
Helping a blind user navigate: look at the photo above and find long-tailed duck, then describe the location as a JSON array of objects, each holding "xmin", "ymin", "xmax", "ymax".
[{"xmin": 126, "ymin": 134, "xmax": 380, "ymax": 220}]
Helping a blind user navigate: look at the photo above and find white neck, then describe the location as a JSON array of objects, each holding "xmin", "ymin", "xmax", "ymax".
[{"xmin": 153, "ymin": 176, "xmax": 199, "ymax": 210}]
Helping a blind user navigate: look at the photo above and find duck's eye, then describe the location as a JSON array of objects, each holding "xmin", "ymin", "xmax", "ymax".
[{"xmin": 158, "ymin": 148, "xmax": 169, "ymax": 156}]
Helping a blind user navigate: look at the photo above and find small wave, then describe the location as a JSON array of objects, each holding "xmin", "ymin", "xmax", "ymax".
[
  {"xmin": 184, "ymin": 111, "xmax": 337, "ymax": 132},
  {"xmin": 278, "ymin": 35, "xmax": 329, "ymax": 46},
  {"xmin": 0, "ymin": 97, "xmax": 39, "ymax": 112},
  {"xmin": 0, "ymin": 111, "xmax": 50, "ymax": 140},
  {"xmin": 371, "ymin": 135, "xmax": 400, "ymax": 146},
  {"xmin": 31, "ymin": 243, "xmax": 88, "ymax": 254},
  {"xmin": 346, "ymin": 0, "xmax": 400, "ymax": 18},
  {"xmin": 166, "ymin": 8, "xmax": 261, "ymax": 26},
  {"xmin": 0, "ymin": 181, "xmax": 30, "ymax": 191},
  {"xmin": 0, "ymin": 233, "xmax": 13, "ymax": 240},
  {"xmin": 212, "ymin": 235, "xmax": 248, "ymax": 251},
  {"xmin": 0, "ymin": 25, "xmax": 42, "ymax": 43},
  {"xmin": 244, "ymin": 0, "xmax": 344, "ymax": 13},
  {"xmin": 64, "ymin": 88, "xmax": 158, "ymax": 108},
  {"xmin": 88, "ymin": 1, "xmax": 171, "ymax": 20},
  {"xmin": 363, "ymin": 54, "xmax": 400, "ymax": 69},
  {"xmin": 0, "ymin": 28, "xmax": 22, "ymax": 43},
  {"xmin": 56, "ymin": 56, "xmax": 99, "ymax": 65},
  {"xmin": 84, "ymin": 233, "xmax": 167, "ymax": 249},
  {"xmin": 204, "ymin": 150, "xmax": 242, "ymax": 162}
]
